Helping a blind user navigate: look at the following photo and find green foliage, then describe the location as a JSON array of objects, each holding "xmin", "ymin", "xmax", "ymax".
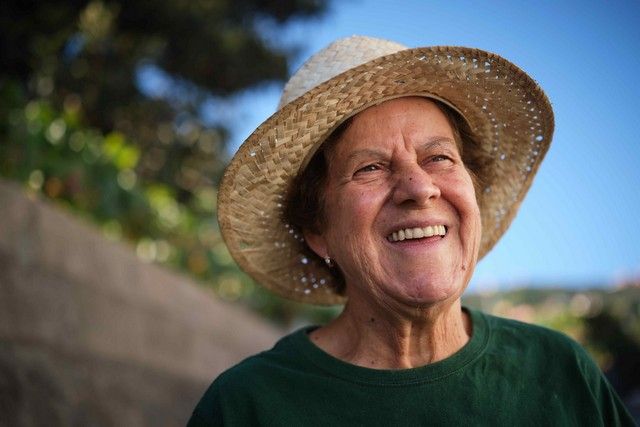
[
  {"xmin": 1, "ymin": 79, "xmax": 247, "ymax": 303},
  {"xmin": 1, "ymin": 0, "xmax": 329, "ymax": 207}
]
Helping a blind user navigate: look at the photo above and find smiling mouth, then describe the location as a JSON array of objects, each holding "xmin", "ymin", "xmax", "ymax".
[{"xmin": 387, "ymin": 225, "xmax": 447, "ymax": 242}]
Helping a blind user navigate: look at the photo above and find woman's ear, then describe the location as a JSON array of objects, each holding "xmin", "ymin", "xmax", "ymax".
[{"xmin": 303, "ymin": 229, "xmax": 328, "ymax": 259}]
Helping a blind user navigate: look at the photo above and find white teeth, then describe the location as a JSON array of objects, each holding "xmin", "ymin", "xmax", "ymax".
[{"xmin": 387, "ymin": 225, "xmax": 447, "ymax": 242}]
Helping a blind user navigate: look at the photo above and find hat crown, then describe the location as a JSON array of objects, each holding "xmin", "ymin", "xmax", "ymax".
[{"xmin": 278, "ymin": 35, "xmax": 407, "ymax": 109}]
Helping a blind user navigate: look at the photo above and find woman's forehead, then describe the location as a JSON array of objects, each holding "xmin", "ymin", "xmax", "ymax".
[{"xmin": 333, "ymin": 97, "xmax": 457, "ymax": 152}]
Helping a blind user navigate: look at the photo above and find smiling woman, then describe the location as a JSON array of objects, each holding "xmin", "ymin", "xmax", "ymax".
[
  {"xmin": 306, "ymin": 98, "xmax": 480, "ymax": 315},
  {"xmin": 285, "ymin": 97, "xmax": 487, "ymax": 296},
  {"xmin": 188, "ymin": 36, "xmax": 635, "ymax": 426}
]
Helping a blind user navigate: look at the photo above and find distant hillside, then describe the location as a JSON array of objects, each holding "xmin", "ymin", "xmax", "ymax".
[{"xmin": 462, "ymin": 281, "xmax": 640, "ymax": 343}]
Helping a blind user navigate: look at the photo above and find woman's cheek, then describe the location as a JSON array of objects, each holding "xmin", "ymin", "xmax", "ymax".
[{"xmin": 340, "ymin": 189, "xmax": 376, "ymax": 222}]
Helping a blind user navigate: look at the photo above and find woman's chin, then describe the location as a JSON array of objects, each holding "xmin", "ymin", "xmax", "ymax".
[{"xmin": 387, "ymin": 279, "xmax": 465, "ymax": 309}]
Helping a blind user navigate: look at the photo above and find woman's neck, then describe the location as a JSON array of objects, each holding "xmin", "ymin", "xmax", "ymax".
[{"xmin": 309, "ymin": 298, "xmax": 471, "ymax": 370}]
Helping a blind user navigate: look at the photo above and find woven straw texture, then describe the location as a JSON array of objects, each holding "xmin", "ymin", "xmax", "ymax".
[{"xmin": 218, "ymin": 36, "xmax": 554, "ymax": 305}]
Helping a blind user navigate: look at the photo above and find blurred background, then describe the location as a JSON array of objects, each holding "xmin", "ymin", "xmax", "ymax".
[{"xmin": 1, "ymin": 0, "xmax": 638, "ymax": 424}]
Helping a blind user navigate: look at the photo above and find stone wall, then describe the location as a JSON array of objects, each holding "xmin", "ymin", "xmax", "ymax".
[{"xmin": 0, "ymin": 180, "xmax": 283, "ymax": 426}]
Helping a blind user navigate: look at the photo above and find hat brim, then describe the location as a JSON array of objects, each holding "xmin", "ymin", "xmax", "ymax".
[{"xmin": 218, "ymin": 46, "xmax": 554, "ymax": 305}]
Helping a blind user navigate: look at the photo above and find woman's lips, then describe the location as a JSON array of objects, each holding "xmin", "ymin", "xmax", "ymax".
[{"xmin": 387, "ymin": 225, "xmax": 447, "ymax": 242}]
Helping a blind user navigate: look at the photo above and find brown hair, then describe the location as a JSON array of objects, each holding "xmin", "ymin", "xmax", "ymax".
[{"xmin": 284, "ymin": 98, "xmax": 491, "ymax": 294}]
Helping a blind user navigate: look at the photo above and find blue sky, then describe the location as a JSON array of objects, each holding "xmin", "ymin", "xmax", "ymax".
[{"xmin": 216, "ymin": 0, "xmax": 640, "ymax": 291}]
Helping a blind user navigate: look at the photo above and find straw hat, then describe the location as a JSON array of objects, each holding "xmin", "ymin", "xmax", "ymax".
[{"xmin": 218, "ymin": 36, "xmax": 554, "ymax": 305}]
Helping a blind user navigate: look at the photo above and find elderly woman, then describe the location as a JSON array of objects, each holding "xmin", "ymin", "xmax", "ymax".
[{"xmin": 188, "ymin": 36, "xmax": 634, "ymax": 426}]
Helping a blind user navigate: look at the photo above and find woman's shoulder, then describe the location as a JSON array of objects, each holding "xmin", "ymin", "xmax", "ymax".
[
  {"xmin": 207, "ymin": 326, "xmax": 314, "ymax": 391},
  {"xmin": 472, "ymin": 308, "xmax": 607, "ymax": 394},
  {"xmin": 188, "ymin": 328, "xmax": 312, "ymax": 425},
  {"xmin": 469, "ymin": 309, "xmax": 635, "ymax": 425},
  {"xmin": 474, "ymin": 308, "xmax": 595, "ymax": 367}
]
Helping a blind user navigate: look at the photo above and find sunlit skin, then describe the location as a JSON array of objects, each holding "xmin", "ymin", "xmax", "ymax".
[{"xmin": 305, "ymin": 97, "xmax": 482, "ymax": 369}]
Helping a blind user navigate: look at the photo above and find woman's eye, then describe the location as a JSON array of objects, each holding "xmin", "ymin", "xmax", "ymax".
[
  {"xmin": 356, "ymin": 164, "xmax": 380, "ymax": 174},
  {"xmin": 427, "ymin": 154, "xmax": 455, "ymax": 165},
  {"xmin": 431, "ymin": 154, "xmax": 450, "ymax": 162}
]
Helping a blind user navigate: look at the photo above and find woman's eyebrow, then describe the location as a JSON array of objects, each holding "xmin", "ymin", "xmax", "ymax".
[
  {"xmin": 343, "ymin": 137, "xmax": 457, "ymax": 163},
  {"xmin": 344, "ymin": 148, "xmax": 387, "ymax": 163},
  {"xmin": 418, "ymin": 137, "xmax": 457, "ymax": 151}
]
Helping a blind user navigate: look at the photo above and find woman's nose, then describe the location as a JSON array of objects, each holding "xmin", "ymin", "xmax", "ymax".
[{"xmin": 392, "ymin": 163, "xmax": 441, "ymax": 206}]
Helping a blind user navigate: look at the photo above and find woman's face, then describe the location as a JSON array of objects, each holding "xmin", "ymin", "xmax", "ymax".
[{"xmin": 305, "ymin": 97, "xmax": 482, "ymax": 309}]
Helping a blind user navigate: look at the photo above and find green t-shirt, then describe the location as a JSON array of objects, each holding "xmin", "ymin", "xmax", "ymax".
[{"xmin": 188, "ymin": 309, "xmax": 635, "ymax": 426}]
